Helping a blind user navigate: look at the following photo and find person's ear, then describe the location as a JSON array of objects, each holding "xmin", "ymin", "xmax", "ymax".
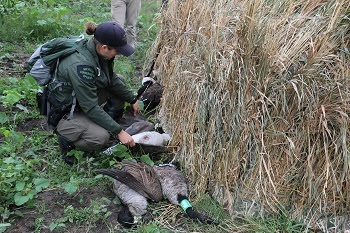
[{"xmin": 101, "ymin": 44, "xmax": 109, "ymax": 51}]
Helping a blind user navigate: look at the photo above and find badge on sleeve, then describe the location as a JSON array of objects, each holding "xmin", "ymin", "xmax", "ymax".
[{"xmin": 77, "ymin": 65, "xmax": 95, "ymax": 83}]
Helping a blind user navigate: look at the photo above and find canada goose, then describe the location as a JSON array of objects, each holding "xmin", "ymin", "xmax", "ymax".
[
  {"xmin": 97, "ymin": 161, "xmax": 163, "ymax": 202},
  {"xmin": 138, "ymin": 77, "xmax": 163, "ymax": 111},
  {"xmin": 117, "ymin": 106, "xmax": 148, "ymax": 130},
  {"xmin": 96, "ymin": 161, "xmax": 162, "ymax": 228},
  {"xmin": 96, "ymin": 162, "xmax": 219, "ymax": 227},
  {"xmin": 132, "ymin": 131, "xmax": 171, "ymax": 146},
  {"xmin": 154, "ymin": 164, "xmax": 219, "ymax": 225},
  {"xmin": 125, "ymin": 121, "xmax": 155, "ymax": 136}
]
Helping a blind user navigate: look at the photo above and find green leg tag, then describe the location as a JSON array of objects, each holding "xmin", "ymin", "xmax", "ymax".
[{"xmin": 180, "ymin": 199, "xmax": 192, "ymax": 212}]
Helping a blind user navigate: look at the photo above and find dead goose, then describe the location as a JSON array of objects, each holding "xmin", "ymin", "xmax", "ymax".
[
  {"xmin": 97, "ymin": 161, "xmax": 163, "ymax": 201},
  {"xmin": 154, "ymin": 164, "xmax": 219, "ymax": 225},
  {"xmin": 132, "ymin": 131, "xmax": 171, "ymax": 146},
  {"xmin": 139, "ymin": 77, "xmax": 163, "ymax": 111},
  {"xmin": 96, "ymin": 161, "xmax": 162, "ymax": 228},
  {"xmin": 95, "ymin": 161, "xmax": 219, "ymax": 227},
  {"xmin": 125, "ymin": 121, "xmax": 155, "ymax": 136}
]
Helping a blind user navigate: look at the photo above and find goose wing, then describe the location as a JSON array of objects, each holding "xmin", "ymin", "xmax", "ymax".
[
  {"xmin": 120, "ymin": 161, "xmax": 163, "ymax": 202},
  {"xmin": 95, "ymin": 169, "xmax": 153, "ymax": 200}
]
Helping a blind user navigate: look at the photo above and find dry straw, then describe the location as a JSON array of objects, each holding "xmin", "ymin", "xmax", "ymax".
[{"xmin": 148, "ymin": 0, "xmax": 350, "ymax": 227}]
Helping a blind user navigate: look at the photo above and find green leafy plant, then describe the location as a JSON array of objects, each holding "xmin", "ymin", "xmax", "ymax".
[
  {"xmin": 0, "ymin": 0, "xmax": 19, "ymax": 16},
  {"xmin": 140, "ymin": 154, "xmax": 154, "ymax": 166},
  {"xmin": 0, "ymin": 223, "xmax": 11, "ymax": 233},
  {"xmin": 1, "ymin": 90, "xmax": 23, "ymax": 107},
  {"xmin": 244, "ymin": 210, "xmax": 308, "ymax": 233},
  {"xmin": 0, "ymin": 75, "xmax": 38, "ymax": 110},
  {"xmin": 0, "ymin": 128, "xmax": 25, "ymax": 154},
  {"xmin": 0, "ymin": 155, "xmax": 49, "ymax": 213},
  {"xmin": 0, "ymin": 3, "xmax": 77, "ymax": 41},
  {"xmin": 49, "ymin": 220, "xmax": 66, "ymax": 232},
  {"xmin": 63, "ymin": 176, "xmax": 79, "ymax": 195},
  {"xmin": 110, "ymin": 144, "xmax": 133, "ymax": 160},
  {"xmin": 0, "ymin": 113, "xmax": 9, "ymax": 124},
  {"xmin": 49, "ymin": 198, "xmax": 112, "ymax": 231},
  {"xmin": 140, "ymin": 223, "xmax": 162, "ymax": 233},
  {"xmin": 34, "ymin": 216, "xmax": 44, "ymax": 233}
]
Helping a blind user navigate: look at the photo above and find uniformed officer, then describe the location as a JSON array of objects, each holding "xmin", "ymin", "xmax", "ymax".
[{"xmin": 48, "ymin": 21, "xmax": 140, "ymax": 165}]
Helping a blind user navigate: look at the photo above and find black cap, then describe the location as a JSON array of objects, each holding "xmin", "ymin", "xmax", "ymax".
[{"xmin": 94, "ymin": 22, "xmax": 134, "ymax": 57}]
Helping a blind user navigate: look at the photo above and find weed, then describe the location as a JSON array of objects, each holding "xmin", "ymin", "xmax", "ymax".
[
  {"xmin": 49, "ymin": 198, "xmax": 113, "ymax": 231},
  {"xmin": 34, "ymin": 216, "xmax": 44, "ymax": 233},
  {"xmin": 0, "ymin": 223, "xmax": 11, "ymax": 233},
  {"xmin": 244, "ymin": 211, "xmax": 309, "ymax": 233},
  {"xmin": 0, "ymin": 154, "xmax": 50, "ymax": 214},
  {"xmin": 36, "ymin": 202, "xmax": 47, "ymax": 215}
]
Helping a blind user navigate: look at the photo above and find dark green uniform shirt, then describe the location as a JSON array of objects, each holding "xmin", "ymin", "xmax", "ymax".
[{"xmin": 48, "ymin": 39, "xmax": 135, "ymax": 134}]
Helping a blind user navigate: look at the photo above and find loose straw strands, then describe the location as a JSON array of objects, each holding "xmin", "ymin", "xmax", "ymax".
[{"xmin": 148, "ymin": 0, "xmax": 350, "ymax": 224}]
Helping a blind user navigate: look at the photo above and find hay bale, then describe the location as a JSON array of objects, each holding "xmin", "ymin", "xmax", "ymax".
[{"xmin": 148, "ymin": 0, "xmax": 350, "ymax": 229}]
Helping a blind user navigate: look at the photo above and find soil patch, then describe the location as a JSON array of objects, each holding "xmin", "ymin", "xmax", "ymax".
[
  {"xmin": 16, "ymin": 118, "xmax": 48, "ymax": 133},
  {"xmin": 0, "ymin": 53, "xmax": 30, "ymax": 77},
  {"xmin": 7, "ymin": 185, "xmax": 123, "ymax": 233}
]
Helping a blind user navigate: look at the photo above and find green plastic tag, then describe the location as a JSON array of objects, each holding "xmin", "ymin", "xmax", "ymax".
[{"xmin": 180, "ymin": 199, "xmax": 192, "ymax": 212}]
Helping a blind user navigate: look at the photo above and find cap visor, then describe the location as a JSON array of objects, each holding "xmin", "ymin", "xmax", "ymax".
[{"xmin": 116, "ymin": 44, "xmax": 135, "ymax": 57}]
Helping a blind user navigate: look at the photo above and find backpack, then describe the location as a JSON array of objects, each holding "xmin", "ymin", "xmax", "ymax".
[
  {"xmin": 27, "ymin": 35, "xmax": 85, "ymax": 86},
  {"xmin": 27, "ymin": 35, "xmax": 86, "ymax": 126}
]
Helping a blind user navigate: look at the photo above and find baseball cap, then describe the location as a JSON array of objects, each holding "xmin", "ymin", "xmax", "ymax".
[{"xmin": 94, "ymin": 22, "xmax": 134, "ymax": 57}]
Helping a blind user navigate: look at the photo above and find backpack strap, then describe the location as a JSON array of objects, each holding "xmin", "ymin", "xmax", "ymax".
[
  {"xmin": 48, "ymin": 58, "xmax": 77, "ymax": 120},
  {"xmin": 68, "ymin": 91, "xmax": 76, "ymax": 120},
  {"xmin": 52, "ymin": 58, "xmax": 71, "ymax": 91}
]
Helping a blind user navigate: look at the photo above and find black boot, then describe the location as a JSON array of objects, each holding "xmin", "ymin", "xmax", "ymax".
[{"xmin": 57, "ymin": 136, "xmax": 76, "ymax": 165}]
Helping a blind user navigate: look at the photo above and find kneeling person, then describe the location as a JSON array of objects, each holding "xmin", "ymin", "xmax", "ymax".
[{"xmin": 48, "ymin": 21, "xmax": 140, "ymax": 164}]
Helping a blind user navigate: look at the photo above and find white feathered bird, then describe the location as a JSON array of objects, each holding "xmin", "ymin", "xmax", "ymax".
[{"xmin": 132, "ymin": 131, "xmax": 170, "ymax": 146}]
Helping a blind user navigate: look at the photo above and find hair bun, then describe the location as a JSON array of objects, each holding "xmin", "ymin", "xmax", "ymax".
[{"xmin": 85, "ymin": 21, "xmax": 97, "ymax": 35}]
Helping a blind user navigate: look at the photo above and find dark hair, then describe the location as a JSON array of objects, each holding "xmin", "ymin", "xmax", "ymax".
[{"xmin": 85, "ymin": 21, "xmax": 97, "ymax": 35}]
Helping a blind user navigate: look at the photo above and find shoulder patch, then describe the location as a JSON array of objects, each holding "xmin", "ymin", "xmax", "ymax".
[{"xmin": 77, "ymin": 65, "xmax": 95, "ymax": 83}]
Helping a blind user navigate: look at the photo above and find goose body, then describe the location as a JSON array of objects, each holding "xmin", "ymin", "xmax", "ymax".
[
  {"xmin": 132, "ymin": 131, "xmax": 170, "ymax": 146},
  {"xmin": 95, "ymin": 161, "xmax": 219, "ymax": 227},
  {"xmin": 113, "ymin": 179, "xmax": 148, "ymax": 217},
  {"xmin": 125, "ymin": 121, "xmax": 155, "ymax": 136},
  {"xmin": 140, "ymin": 77, "xmax": 163, "ymax": 111},
  {"xmin": 154, "ymin": 164, "xmax": 188, "ymax": 205},
  {"xmin": 97, "ymin": 161, "xmax": 163, "ymax": 202}
]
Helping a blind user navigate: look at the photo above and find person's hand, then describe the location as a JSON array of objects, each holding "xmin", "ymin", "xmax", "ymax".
[
  {"xmin": 131, "ymin": 102, "xmax": 141, "ymax": 116},
  {"xmin": 117, "ymin": 130, "xmax": 135, "ymax": 147}
]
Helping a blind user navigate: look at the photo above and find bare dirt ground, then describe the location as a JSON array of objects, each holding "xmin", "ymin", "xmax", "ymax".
[
  {"xmin": 0, "ymin": 53, "xmax": 29, "ymax": 77},
  {"xmin": 7, "ymin": 185, "xmax": 123, "ymax": 233}
]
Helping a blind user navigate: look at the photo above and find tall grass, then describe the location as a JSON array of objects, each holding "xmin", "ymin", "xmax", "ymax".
[
  {"xmin": 151, "ymin": 0, "xmax": 350, "ymax": 230},
  {"xmin": 0, "ymin": 0, "xmax": 111, "ymax": 42}
]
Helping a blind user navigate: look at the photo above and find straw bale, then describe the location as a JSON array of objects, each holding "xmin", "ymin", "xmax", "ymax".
[{"xmin": 148, "ymin": 0, "xmax": 350, "ymax": 228}]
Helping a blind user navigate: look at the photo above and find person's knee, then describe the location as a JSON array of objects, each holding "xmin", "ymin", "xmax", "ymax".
[
  {"xmin": 56, "ymin": 117, "xmax": 87, "ymax": 142},
  {"xmin": 92, "ymin": 130, "xmax": 110, "ymax": 149},
  {"xmin": 75, "ymin": 130, "xmax": 110, "ymax": 151},
  {"xmin": 99, "ymin": 130, "xmax": 110, "ymax": 146}
]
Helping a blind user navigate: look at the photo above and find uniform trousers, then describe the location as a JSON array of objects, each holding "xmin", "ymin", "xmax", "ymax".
[
  {"xmin": 56, "ymin": 89, "xmax": 125, "ymax": 151},
  {"xmin": 111, "ymin": 0, "xmax": 141, "ymax": 48}
]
